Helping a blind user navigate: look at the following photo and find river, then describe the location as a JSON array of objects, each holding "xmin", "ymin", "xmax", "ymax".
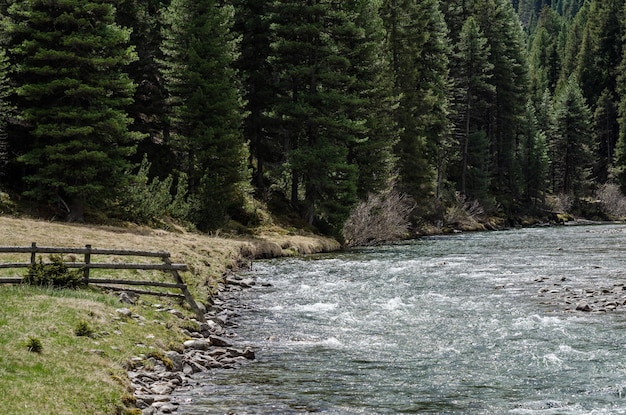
[{"xmin": 175, "ymin": 224, "xmax": 626, "ymax": 414}]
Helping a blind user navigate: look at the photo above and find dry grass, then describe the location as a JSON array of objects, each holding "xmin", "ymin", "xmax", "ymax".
[
  {"xmin": 0, "ymin": 215, "xmax": 339, "ymax": 297},
  {"xmin": 0, "ymin": 214, "xmax": 339, "ymax": 414}
]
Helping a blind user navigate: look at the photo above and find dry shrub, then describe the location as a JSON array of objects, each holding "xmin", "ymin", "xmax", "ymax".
[
  {"xmin": 343, "ymin": 187, "xmax": 414, "ymax": 247},
  {"xmin": 596, "ymin": 183, "xmax": 626, "ymax": 219},
  {"xmin": 444, "ymin": 193, "xmax": 484, "ymax": 229},
  {"xmin": 546, "ymin": 193, "xmax": 573, "ymax": 213}
]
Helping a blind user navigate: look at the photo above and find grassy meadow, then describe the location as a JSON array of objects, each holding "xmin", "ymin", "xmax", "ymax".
[{"xmin": 0, "ymin": 215, "xmax": 339, "ymax": 414}]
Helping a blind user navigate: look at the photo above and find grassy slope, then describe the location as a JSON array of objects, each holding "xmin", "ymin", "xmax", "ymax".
[{"xmin": 0, "ymin": 215, "xmax": 340, "ymax": 415}]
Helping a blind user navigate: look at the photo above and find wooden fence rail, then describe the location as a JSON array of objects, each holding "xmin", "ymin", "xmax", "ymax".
[{"xmin": 0, "ymin": 242, "xmax": 205, "ymax": 322}]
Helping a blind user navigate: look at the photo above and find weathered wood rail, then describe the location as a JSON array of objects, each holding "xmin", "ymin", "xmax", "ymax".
[{"xmin": 0, "ymin": 242, "xmax": 205, "ymax": 322}]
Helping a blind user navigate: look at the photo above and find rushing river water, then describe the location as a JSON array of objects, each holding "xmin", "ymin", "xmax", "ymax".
[{"xmin": 176, "ymin": 224, "xmax": 626, "ymax": 414}]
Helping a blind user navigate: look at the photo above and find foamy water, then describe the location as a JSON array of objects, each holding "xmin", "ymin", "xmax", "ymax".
[{"xmin": 176, "ymin": 225, "xmax": 626, "ymax": 414}]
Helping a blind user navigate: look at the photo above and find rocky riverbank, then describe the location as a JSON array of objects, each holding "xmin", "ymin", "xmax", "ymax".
[{"xmin": 128, "ymin": 274, "xmax": 260, "ymax": 415}]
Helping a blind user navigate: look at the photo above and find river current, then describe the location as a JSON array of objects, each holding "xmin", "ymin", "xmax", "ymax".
[{"xmin": 176, "ymin": 224, "xmax": 626, "ymax": 414}]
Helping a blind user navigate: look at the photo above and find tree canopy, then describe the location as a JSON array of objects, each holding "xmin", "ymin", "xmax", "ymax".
[{"xmin": 0, "ymin": 0, "xmax": 625, "ymax": 234}]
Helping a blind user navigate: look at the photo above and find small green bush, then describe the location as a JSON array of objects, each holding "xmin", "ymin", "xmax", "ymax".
[
  {"xmin": 24, "ymin": 255, "xmax": 84, "ymax": 289},
  {"xmin": 74, "ymin": 320, "xmax": 94, "ymax": 337},
  {"xmin": 26, "ymin": 337, "xmax": 43, "ymax": 353},
  {"xmin": 120, "ymin": 155, "xmax": 192, "ymax": 224}
]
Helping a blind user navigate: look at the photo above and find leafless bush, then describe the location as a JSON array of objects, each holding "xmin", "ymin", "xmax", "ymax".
[
  {"xmin": 596, "ymin": 183, "xmax": 626, "ymax": 219},
  {"xmin": 444, "ymin": 193, "xmax": 484, "ymax": 227},
  {"xmin": 546, "ymin": 193, "xmax": 573, "ymax": 213},
  {"xmin": 343, "ymin": 187, "xmax": 414, "ymax": 247}
]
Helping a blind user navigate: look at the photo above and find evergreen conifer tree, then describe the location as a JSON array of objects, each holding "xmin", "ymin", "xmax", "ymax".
[
  {"xmin": 116, "ymin": 0, "xmax": 172, "ymax": 175},
  {"xmin": 160, "ymin": 0, "xmax": 248, "ymax": 230},
  {"xmin": 232, "ymin": 0, "xmax": 276, "ymax": 192},
  {"xmin": 270, "ymin": 0, "xmax": 375, "ymax": 234},
  {"xmin": 381, "ymin": 0, "xmax": 451, "ymax": 210},
  {"xmin": 574, "ymin": 0, "xmax": 623, "ymax": 185},
  {"xmin": 559, "ymin": 1, "xmax": 589, "ymax": 85},
  {"xmin": 0, "ymin": 48, "xmax": 10, "ymax": 179},
  {"xmin": 594, "ymin": 89, "xmax": 618, "ymax": 183},
  {"xmin": 474, "ymin": 0, "xmax": 529, "ymax": 208},
  {"xmin": 550, "ymin": 75, "xmax": 594, "ymax": 197},
  {"xmin": 518, "ymin": 100, "xmax": 549, "ymax": 205},
  {"xmin": 4, "ymin": 0, "xmax": 142, "ymax": 220},
  {"xmin": 527, "ymin": 7, "xmax": 562, "ymax": 103},
  {"xmin": 344, "ymin": 0, "xmax": 398, "ymax": 198},
  {"xmin": 451, "ymin": 16, "xmax": 495, "ymax": 201}
]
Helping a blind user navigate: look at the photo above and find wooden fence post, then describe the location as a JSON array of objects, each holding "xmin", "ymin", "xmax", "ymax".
[
  {"xmin": 84, "ymin": 244, "xmax": 91, "ymax": 284},
  {"xmin": 162, "ymin": 254, "xmax": 206, "ymax": 322},
  {"xmin": 30, "ymin": 242, "xmax": 37, "ymax": 266}
]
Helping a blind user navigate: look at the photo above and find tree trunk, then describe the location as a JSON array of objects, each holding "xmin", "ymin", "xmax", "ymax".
[{"xmin": 68, "ymin": 198, "xmax": 85, "ymax": 222}]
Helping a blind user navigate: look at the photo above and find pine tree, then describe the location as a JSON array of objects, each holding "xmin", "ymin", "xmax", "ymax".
[
  {"xmin": 518, "ymin": 100, "xmax": 549, "ymax": 205},
  {"xmin": 4, "ymin": 0, "xmax": 142, "ymax": 220},
  {"xmin": 575, "ymin": 0, "xmax": 623, "ymax": 109},
  {"xmin": 613, "ymin": 0, "xmax": 626, "ymax": 192},
  {"xmin": 0, "ymin": 48, "xmax": 10, "ymax": 179},
  {"xmin": 451, "ymin": 15, "xmax": 495, "ymax": 201},
  {"xmin": 474, "ymin": 0, "xmax": 529, "ymax": 208},
  {"xmin": 559, "ymin": 1, "xmax": 588, "ymax": 84},
  {"xmin": 344, "ymin": 0, "xmax": 398, "ymax": 198},
  {"xmin": 441, "ymin": 0, "xmax": 476, "ymax": 42},
  {"xmin": 232, "ymin": 0, "xmax": 276, "ymax": 191},
  {"xmin": 381, "ymin": 0, "xmax": 451, "ymax": 209},
  {"xmin": 116, "ymin": 0, "xmax": 172, "ymax": 176},
  {"xmin": 550, "ymin": 75, "xmax": 594, "ymax": 197},
  {"xmin": 527, "ymin": 7, "xmax": 562, "ymax": 102},
  {"xmin": 270, "ymin": 0, "xmax": 364, "ymax": 234},
  {"xmin": 594, "ymin": 89, "xmax": 618, "ymax": 183},
  {"xmin": 160, "ymin": 0, "xmax": 247, "ymax": 230},
  {"xmin": 574, "ymin": 0, "xmax": 623, "ymax": 185}
]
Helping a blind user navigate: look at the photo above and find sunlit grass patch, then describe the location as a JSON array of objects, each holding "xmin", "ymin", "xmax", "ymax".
[{"xmin": 0, "ymin": 285, "xmax": 186, "ymax": 415}]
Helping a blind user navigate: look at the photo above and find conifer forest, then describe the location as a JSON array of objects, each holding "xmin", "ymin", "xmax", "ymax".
[{"xmin": 0, "ymin": 0, "xmax": 623, "ymax": 239}]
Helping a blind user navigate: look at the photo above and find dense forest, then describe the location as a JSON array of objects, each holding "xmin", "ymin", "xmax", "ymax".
[{"xmin": 0, "ymin": 0, "xmax": 624, "ymax": 240}]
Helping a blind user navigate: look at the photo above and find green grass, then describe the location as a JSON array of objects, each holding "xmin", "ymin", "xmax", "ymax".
[
  {"xmin": 0, "ymin": 285, "xmax": 187, "ymax": 415},
  {"xmin": 0, "ymin": 214, "xmax": 339, "ymax": 414}
]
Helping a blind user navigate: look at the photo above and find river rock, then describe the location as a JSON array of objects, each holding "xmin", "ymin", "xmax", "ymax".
[
  {"xmin": 155, "ymin": 402, "xmax": 178, "ymax": 413},
  {"xmin": 183, "ymin": 339, "xmax": 211, "ymax": 351},
  {"xmin": 151, "ymin": 383, "xmax": 173, "ymax": 395},
  {"xmin": 141, "ymin": 407, "xmax": 156, "ymax": 415},
  {"xmin": 576, "ymin": 301, "xmax": 592, "ymax": 312},
  {"xmin": 184, "ymin": 361, "xmax": 205, "ymax": 374},
  {"xmin": 135, "ymin": 394, "xmax": 155, "ymax": 406},
  {"xmin": 208, "ymin": 335, "xmax": 232, "ymax": 347},
  {"xmin": 165, "ymin": 351, "xmax": 183, "ymax": 372},
  {"xmin": 119, "ymin": 291, "xmax": 136, "ymax": 304},
  {"xmin": 227, "ymin": 347, "xmax": 256, "ymax": 360}
]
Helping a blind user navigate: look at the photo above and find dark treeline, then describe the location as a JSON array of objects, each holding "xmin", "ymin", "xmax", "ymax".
[{"xmin": 0, "ymin": 0, "xmax": 624, "ymax": 238}]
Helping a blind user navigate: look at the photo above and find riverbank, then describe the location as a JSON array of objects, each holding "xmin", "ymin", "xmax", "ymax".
[{"xmin": 0, "ymin": 215, "xmax": 339, "ymax": 415}]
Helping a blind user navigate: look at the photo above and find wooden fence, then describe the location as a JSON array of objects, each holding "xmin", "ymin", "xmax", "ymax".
[{"xmin": 0, "ymin": 242, "xmax": 205, "ymax": 322}]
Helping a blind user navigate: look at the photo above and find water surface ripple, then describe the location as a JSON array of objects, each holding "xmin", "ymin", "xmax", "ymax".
[{"xmin": 176, "ymin": 225, "xmax": 626, "ymax": 414}]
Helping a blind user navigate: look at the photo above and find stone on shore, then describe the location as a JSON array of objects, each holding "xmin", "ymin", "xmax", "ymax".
[
  {"xmin": 183, "ymin": 339, "xmax": 211, "ymax": 351},
  {"xmin": 208, "ymin": 335, "xmax": 232, "ymax": 347}
]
